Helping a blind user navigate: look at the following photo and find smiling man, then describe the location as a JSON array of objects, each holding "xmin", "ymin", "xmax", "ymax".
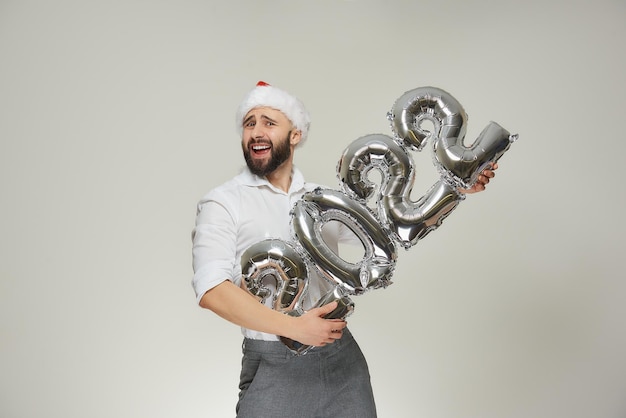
[
  {"xmin": 192, "ymin": 81, "xmax": 377, "ymax": 418},
  {"xmin": 191, "ymin": 81, "xmax": 497, "ymax": 417}
]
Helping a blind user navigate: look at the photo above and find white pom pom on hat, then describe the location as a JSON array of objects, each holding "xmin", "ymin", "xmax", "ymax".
[{"xmin": 236, "ymin": 81, "xmax": 311, "ymax": 146}]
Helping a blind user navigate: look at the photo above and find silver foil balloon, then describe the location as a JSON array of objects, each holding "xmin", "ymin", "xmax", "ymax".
[
  {"xmin": 291, "ymin": 187, "xmax": 397, "ymax": 295},
  {"xmin": 338, "ymin": 134, "xmax": 464, "ymax": 249},
  {"xmin": 388, "ymin": 86, "xmax": 518, "ymax": 189},
  {"xmin": 240, "ymin": 239, "xmax": 308, "ymax": 314},
  {"xmin": 384, "ymin": 180, "xmax": 462, "ymax": 248},
  {"xmin": 241, "ymin": 239, "xmax": 356, "ymax": 356}
]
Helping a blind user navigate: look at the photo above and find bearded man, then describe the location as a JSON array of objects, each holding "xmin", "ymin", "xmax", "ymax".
[{"xmin": 191, "ymin": 81, "xmax": 496, "ymax": 417}]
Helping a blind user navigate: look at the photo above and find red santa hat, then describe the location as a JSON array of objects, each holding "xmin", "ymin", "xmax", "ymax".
[{"xmin": 236, "ymin": 81, "xmax": 311, "ymax": 146}]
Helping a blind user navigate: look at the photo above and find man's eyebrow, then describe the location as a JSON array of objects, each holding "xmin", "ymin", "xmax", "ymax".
[
  {"xmin": 243, "ymin": 113, "xmax": 280, "ymax": 127},
  {"xmin": 258, "ymin": 114, "xmax": 278, "ymax": 124}
]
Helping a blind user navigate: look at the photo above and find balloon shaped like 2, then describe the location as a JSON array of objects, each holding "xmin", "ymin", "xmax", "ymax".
[
  {"xmin": 337, "ymin": 134, "xmax": 464, "ymax": 249},
  {"xmin": 241, "ymin": 238, "xmax": 356, "ymax": 355},
  {"xmin": 240, "ymin": 239, "xmax": 308, "ymax": 314},
  {"xmin": 388, "ymin": 86, "xmax": 518, "ymax": 189}
]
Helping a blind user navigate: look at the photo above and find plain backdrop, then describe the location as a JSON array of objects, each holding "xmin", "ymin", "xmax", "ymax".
[{"xmin": 1, "ymin": 1, "xmax": 625, "ymax": 417}]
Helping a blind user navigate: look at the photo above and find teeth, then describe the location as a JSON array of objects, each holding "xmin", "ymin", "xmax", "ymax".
[{"xmin": 253, "ymin": 145, "xmax": 270, "ymax": 150}]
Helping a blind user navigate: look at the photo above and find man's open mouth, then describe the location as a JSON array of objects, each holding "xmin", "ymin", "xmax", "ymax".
[{"xmin": 251, "ymin": 143, "xmax": 271, "ymax": 156}]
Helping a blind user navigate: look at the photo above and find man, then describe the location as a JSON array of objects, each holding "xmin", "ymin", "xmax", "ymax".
[{"xmin": 191, "ymin": 81, "xmax": 496, "ymax": 417}]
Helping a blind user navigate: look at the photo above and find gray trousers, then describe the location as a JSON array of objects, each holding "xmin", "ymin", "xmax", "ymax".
[{"xmin": 236, "ymin": 328, "xmax": 377, "ymax": 418}]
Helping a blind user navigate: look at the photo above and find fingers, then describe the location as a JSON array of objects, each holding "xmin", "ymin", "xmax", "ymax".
[
  {"xmin": 481, "ymin": 164, "xmax": 497, "ymax": 180},
  {"xmin": 319, "ymin": 327, "xmax": 344, "ymax": 346},
  {"xmin": 475, "ymin": 164, "xmax": 498, "ymax": 188},
  {"xmin": 476, "ymin": 174, "xmax": 491, "ymax": 187},
  {"xmin": 306, "ymin": 324, "xmax": 344, "ymax": 347},
  {"xmin": 330, "ymin": 327, "xmax": 344, "ymax": 337},
  {"xmin": 457, "ymin": 162, "xmax": 500, "ymax": 194},
  {"xmin": 327, "ymin": 319, "xmax": 347, "ymax": 332},
  {"xmin": 327, "ymin": 320, "xmax": 346, "ymax": 342},
  {"xmin": 296, "ymin": 302, "xmax": 347, "ymax": 347},
  {"xmin": 314, "ymin": 300, "xmax": 338, "ymax": 316}
]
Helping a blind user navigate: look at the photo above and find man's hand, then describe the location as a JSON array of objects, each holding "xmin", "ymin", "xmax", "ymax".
[
  {"xmin": 459, "ymin": 163, "xmax": 498, "ymax": 194},
  {"xmin": 290, "ymin": 301, "xmax": 347, "ymax": 347}
]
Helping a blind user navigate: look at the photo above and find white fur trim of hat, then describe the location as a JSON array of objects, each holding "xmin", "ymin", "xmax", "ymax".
[{"xmin": 236, "ymin": 81, "xmax": 311, "ymax": 146}]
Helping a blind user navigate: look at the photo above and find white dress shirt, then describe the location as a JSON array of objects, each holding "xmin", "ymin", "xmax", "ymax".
[{"xmin": 192, "ymin": 166, "xmax": 357, "ymax": 341}]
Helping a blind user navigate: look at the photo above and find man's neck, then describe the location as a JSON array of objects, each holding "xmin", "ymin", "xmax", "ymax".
[{"xmin": 265, "ymin": 161, "xmax": 293, "ymax": 193}]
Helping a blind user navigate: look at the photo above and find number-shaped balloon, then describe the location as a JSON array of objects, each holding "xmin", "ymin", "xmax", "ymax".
[
  {"xmin": 291, "ymin": 187, "xmax": 397, "ymax": 294},
  {"xmin": 337, "ymin": 134, "xmax": 463, "ymax": 249},
  {"xmin": 240, "ymin": 239, "xmax": 308, "ymax": 314},
  {"xmin": 388, "ymin": 86, "xmax": 517, "ymax": 189},
  {"xmin": 240, "ymin": 238, "xmax": 356, "ymax": 355}
]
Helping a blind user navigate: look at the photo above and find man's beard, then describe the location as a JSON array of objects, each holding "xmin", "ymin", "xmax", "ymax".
[{"xmin": 242, "ymin": 132, "xmax": 292, "ymax": 177}]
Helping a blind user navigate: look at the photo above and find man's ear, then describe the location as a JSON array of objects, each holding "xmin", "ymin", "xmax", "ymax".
[{"xmin": 290, "ymin": 130, "xmax": 302, "ymax": 146}]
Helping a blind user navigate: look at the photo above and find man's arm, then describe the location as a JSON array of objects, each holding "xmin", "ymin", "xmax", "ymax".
[{"xmin": 199, "ymin": 280, "xmax": 346, "ymax": 347}]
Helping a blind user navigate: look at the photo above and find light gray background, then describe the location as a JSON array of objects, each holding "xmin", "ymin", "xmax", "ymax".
[{"xmin": 1, "ymin": 1, "xmax": 625, "ymax": 417}]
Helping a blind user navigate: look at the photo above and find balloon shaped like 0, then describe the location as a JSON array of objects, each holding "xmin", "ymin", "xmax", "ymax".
[
  {"xmin": 338, "ymin": 134, "xmax": 464, "ymax": 248},
  {"xmin": 388, "ymin": 86, "xmax": 517, "ymax": 189},
  {"xmin": 240, "ymin": 239, "xmax": 308, "ymax": 314},
  {"xmin": 291, "ymin": 187, "xmax": 397, "ymax": 295}
]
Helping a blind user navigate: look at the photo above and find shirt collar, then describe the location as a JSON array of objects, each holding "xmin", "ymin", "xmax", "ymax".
[{"xmin": 238, "ymin": 165, "xmax": 306, "ymax": 194}]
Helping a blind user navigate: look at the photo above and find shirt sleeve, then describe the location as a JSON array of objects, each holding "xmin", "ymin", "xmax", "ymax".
[{"xmin": 191, "ymin": 190, "xmax": 239, "ymax": 304}]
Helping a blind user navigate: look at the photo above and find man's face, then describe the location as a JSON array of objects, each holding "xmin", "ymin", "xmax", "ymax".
[{"xmin": 241, "ymin": 107, "xmax": 299, "ymax": 177}]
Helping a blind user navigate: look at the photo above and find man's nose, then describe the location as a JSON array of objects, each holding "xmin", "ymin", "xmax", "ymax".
[{"xmin": 251, "ymin": 124, "xmax": 265, "ymax": 138}]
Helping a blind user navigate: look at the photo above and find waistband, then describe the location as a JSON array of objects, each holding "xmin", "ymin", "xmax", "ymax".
[{"xmin": 242, "ymin": 328, "xmax": 354, "ymax": 357}]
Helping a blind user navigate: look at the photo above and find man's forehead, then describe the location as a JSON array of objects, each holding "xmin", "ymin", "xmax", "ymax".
[{"xmin": 243, "ymin": 106, "xmax": 288, "ymax": 121}]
